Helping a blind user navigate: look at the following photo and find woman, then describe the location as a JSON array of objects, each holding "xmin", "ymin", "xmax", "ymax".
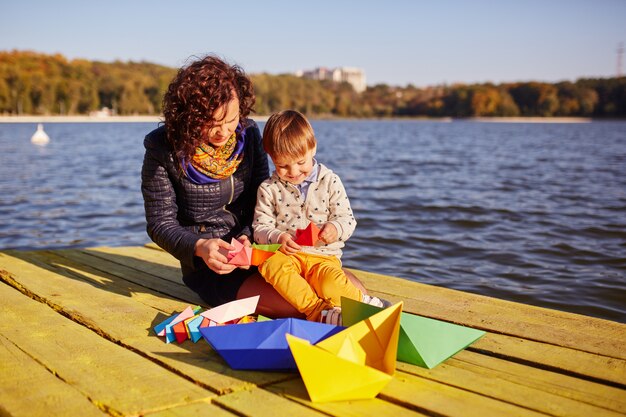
[{"xmin": 141, "ymin": 55, "xmax": 365, "ymax": 317}]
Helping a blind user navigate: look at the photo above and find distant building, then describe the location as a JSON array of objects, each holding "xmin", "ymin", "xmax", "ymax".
[{"xmin": 296, "ymin": 67, "xmax": 367, "ymax": 93}]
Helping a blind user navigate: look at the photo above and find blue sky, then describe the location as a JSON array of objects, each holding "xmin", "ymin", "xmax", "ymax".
[{"xmin": 1, "ymin": 0, "xmax": 625, "ymax": 87}]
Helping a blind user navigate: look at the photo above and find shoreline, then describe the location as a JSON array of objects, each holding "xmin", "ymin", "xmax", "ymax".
[
  {"xmin": 0, "ymin": 115, "xmax": 163, "ymax": 123},
  {"xmin": 0, "ymin": 115, "xmax": 271, "ymax": 123},
  {"xmin": 466, "ymin": 116, "xmax": 593, "ymax": 123},
  {"xmin": 0, "ymin": 115, "xmax": 601, "ymax": 124}
]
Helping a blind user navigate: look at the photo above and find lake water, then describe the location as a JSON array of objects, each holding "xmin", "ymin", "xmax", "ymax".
[{"xmin": 0, "ymin": 120, "xmax": 624, "ymax": 323}]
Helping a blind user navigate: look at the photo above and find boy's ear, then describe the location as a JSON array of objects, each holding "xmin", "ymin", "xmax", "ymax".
[{"xmin": 312, "ymin": 144, "xmax": 317, "ymax": 157}]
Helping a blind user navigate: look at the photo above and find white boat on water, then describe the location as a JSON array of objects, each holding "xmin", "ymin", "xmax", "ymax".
[{"xmin": 31, "ymin": 123, "xmax": 50, "ymax": 145}]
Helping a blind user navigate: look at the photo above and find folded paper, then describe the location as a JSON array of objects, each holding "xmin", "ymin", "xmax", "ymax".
[
  {"xmin": 341, "ymin": 297, "xmax": 485, "ymax": 368},
  {"xmin": 222, "ymin": 239, "xmax": 281, "ymax": 266},
  {"xmin": 200, "ymin": 318, "xmax": 343, "ymax": 370},
  {"xmin": 294, "ymin": 222, "xmax": 320, "ymax": 246},
  {"xmin": 200, "ymin": 295, "xmax": 259, "ymax": 325},
  {"xmin": 152, "ymin": 305, "xmax": 202, "ymax": 343},
  {"xmin": 153, "ymin": 297, "xmax": 259, "ymax": 344},
  {"xmin": 251, "ymin": 243, "xmax": 280, "ymax": 265},
  {"xmin": 185, "ymin": 315, "xmax": 205, "ymax": 343},
  {"xmin": 287, "ymin": 302, "xmax": 403, "ymax": 402}
]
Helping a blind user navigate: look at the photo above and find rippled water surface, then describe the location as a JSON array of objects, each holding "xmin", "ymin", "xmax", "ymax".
[{"xmin": 1, "ymin": 120, "xmax": 624, "ymax": 322}]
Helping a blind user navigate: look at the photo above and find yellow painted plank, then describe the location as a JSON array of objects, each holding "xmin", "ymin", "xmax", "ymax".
[
  {"xmin": 473, "ymin": 332, "xmax": 626, "ymax": 386},
  {"xmin": 217, "ymin": 385, "xmax": 422, "ymax": 417},
  {"xmin": 142, "ymin": 400, "xmax": 236, "ymax": 417},
  {"xmin": 352, "ymin": 269, "xmax": 626, "ymax": 359},
  {"xmin": 450, "ymin": 350, "xmax": 626, "ymax": 413},
  {"xmin": 396, "ymin": 356, "xmax": 625, "ymax": 416},
  {"xmin": 214, "ymin": 388, "xmax": 330, "ymax": 417},
  {"xmin": 86, "ymin": 246, "xmax": 183, "ymax": 283},
  {"xmin": 0, "ymin": 334, "xmax": 107, "ymax": 417},
  {"xmin": 145, "ymin": 241, "xmax": 167, "ymax": 252},
  {"xmin": 2, "ymin": 249, "xmax": 199, "ymax": 314},
  {"xmin": 0, "ymin": 252, "xmax": 297, "ymax": 395},
  {"xmin": 54, "ymin": 248, "xmax": 204, "ymax": 305},
  {"xmin": 379, "ymin": 372, "xmax": 548, "ymax": 417},
  {"xmin": 0, "ymin": 283, "xmax": 214, "ymax": 416},
  {"xmin": 268, "ymin": 373, "xmax": 570, "ymax": 416}
]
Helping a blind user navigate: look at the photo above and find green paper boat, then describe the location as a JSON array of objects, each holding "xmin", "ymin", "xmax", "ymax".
[
  {"xmin": 251, "ymin": 243, "xmax": 281, "ymax": 252},
  {"xmin": 341, "ymin": 297, "xmax": 485, "ymax": 368}
]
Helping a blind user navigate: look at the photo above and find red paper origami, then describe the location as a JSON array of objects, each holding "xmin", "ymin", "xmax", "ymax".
[{"xmin": 294, "ymin": 223, "xmax": 320, "ymax": 246}]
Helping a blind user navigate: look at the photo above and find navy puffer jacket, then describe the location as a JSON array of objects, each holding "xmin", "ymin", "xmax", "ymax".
[{"xmin": 141, "ymin": 119, "xmax": 269, "ymax": 277}]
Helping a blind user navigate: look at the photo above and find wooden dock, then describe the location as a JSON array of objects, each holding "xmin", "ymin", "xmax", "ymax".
[{"xmin": 0, "ymin": 245, "xmax": 624, "ymax": 417}]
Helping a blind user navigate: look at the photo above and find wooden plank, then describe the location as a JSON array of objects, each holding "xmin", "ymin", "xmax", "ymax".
[
  {"xmin": 265, "ymin": 376, "xmax": 542, "ymax": 417},
  {"xmin": 55, "ymin": 248, "xmax": 204, "ymax": 305},
  {"xmin": 0, "ymin": 283, "xmax": 214, "ymax": 416},
  {"xmin": 219, "ymin": 385, "xmax": 429, "ymax": 417},
  {"xmin": 0, "ymin": 251, "xmax": 297, "ymax": 395},
  {"xmin": 352, "ymin": 269, "xmax": 626, "ymax": 359},
  {"xmin": 472, "ymin": 332, "xmax": 626, "ymax": 386},
  {"xmin": 214, "ymin": 388, "xmax": 331, "ymax": 417},
  {"xmin": 0, "ymin": 333, "xmax": 107, "ymax": 417},
  {"xmin": 2, "ymin": 249, "xmax": 198, "ymax": 315},
  {"xmin": 356, "ymin": 267, "xmax": 626, "ymax": 385},
  {"xmin": 379, "ymin": 372, "xmax": 548, "ymax": 417},
  {"xmin": 450, "ymin": 350, "xmax": 626, "ymax": 413},
  {"xmin": 395, "ymin": 356, "xmax": 625, "ymax": 416},
  {"xmin": 86, "ymin": 246, "xmax": 183, "ymax": 284},
  {"xmin": 142, "ymin": 400, "xmax": 236, "ymax": 417}
]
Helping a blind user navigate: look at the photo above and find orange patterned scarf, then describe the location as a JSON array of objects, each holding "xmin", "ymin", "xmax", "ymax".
[{"xmin": 190, "ymin": 132, "xmax": 244, "ymax": 180}]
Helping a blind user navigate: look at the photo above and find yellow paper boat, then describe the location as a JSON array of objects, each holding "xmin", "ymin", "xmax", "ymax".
[{"xmin": 286, "ymin": 302, "xmax": 403, "ymax": 402}]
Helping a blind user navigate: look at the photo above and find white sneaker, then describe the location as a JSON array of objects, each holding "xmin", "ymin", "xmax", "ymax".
[
  {"xmin": 362, "ymin": 294, "xmax": 392, "ymax": 308},
  {"xmin": 319, "ymin": 307, "xmax": 342, "ymax": 326}
]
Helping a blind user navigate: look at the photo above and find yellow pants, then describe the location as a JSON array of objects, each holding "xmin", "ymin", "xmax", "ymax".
[{"xmin": 258, "ymin": 251, "xmax": 363, "ymax": 321}]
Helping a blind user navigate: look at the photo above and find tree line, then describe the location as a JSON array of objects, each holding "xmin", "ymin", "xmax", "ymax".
[{"xmin": 1, "ymin": 50, "xmax": 625, "ymax": 118}]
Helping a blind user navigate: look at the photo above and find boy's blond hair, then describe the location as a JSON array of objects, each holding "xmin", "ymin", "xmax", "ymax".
[{"xmin": 262, "ymin": 110, "xmax": 316, "ymax": 159}]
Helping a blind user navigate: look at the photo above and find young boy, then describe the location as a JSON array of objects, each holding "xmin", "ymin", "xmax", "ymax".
[{"xmin": 253, "ymin": 110, "xmax": 389, "ymax": 325}]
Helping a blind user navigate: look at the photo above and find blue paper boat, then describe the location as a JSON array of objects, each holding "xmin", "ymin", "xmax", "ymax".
[{"xmin": 199, "ymin": 318, "xmax": 343, "ymax": 370}]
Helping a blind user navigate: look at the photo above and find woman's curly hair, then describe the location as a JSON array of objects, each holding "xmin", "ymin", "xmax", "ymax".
[{"xmin": 162, "ymin": 55, "xmax": 255, "ymax": 167}]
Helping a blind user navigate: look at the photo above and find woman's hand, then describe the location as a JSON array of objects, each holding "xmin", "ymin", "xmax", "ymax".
[
  {"xmin": 236, "ymin": 235, "xmax": 251, "ymax": 269},
  {"xmin": 319, "ymin": 222, "xmax": 338, "ymax": 244},
  {"xmin": 278, "ymin": 232, "xmax": 301, "ymax": 255},
  {"xmin": 194, "ymin": 238, "xmax": 237, "ymax": 274}
]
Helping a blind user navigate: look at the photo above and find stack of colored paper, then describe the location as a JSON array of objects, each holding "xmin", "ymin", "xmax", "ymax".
[{"xmin": 152, "ymin": 295, "xmax": 259, "ymax": 344}]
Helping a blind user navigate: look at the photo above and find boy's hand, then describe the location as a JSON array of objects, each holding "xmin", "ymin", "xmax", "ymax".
[
  {"xmin": 319, "ymin": 223, "xmax": 338, "ymax": 244},
  {"xmin": 278, "ymin": 232, "xmax": 301, "ymax": 255}
]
